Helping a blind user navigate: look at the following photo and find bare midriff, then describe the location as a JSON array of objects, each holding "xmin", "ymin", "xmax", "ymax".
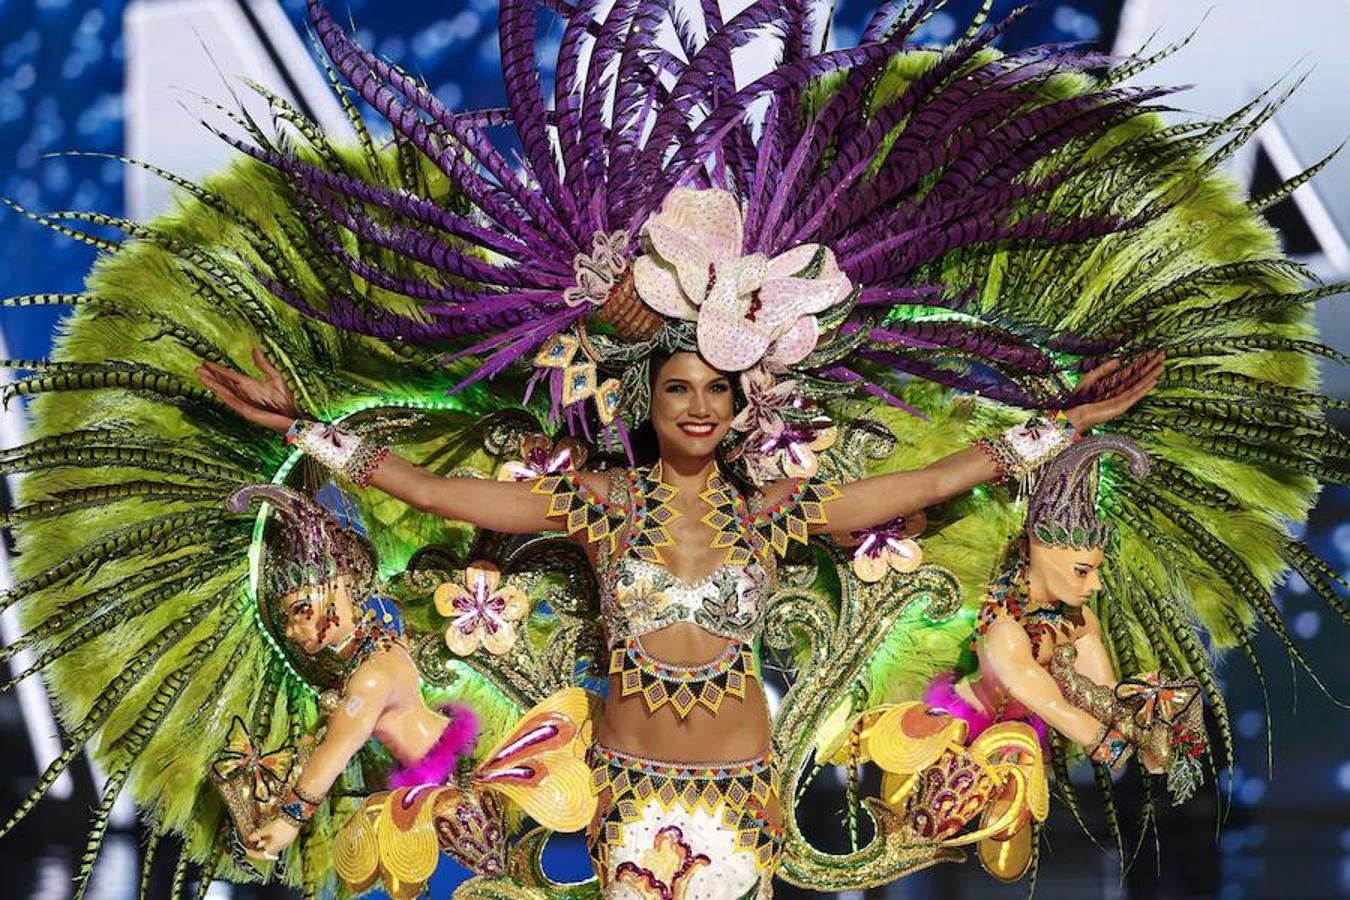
[{"xmin": 594, "ymin": 621, "xmax": 772, "ymax": 763}]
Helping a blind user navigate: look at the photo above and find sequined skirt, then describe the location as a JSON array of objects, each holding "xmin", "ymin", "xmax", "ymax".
[{"xmin": 587, "ymin": 743, "xmax": 783, "ymax": 900}]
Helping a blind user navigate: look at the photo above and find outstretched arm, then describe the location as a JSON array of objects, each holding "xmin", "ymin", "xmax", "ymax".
[
  {"xmin": 196, "ymin": 350, "xmax": 588, "ymax": 533},
  {"xmin": 814, "ymin": 353, "xmax": 1164, "ymax": 534}
]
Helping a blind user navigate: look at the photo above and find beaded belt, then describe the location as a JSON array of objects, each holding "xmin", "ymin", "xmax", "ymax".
[
  {"xmin": 608, "ymin": 637, "xmax": 756, "ymax": 718},
  {"xmin": 587, "ymin": 743, "xmax": 783, "ymax": 873}
]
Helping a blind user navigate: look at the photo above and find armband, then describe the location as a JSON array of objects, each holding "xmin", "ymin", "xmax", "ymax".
[
  {"xmin": 1088, "ymin": 725, "xmax": 1132, "ymax": 768},
  {"xmin": 288, "ymin": 420, "xmax": 390, "ymax": 488},
  {"xmin": 973, "ymin": 412, "xmax": 1077, "ymax": 486},
  {"xmin": 278, "ymin": 786, "xmax": 320, "ymax": 826}
]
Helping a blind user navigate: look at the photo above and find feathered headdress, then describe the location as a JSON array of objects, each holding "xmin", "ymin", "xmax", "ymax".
[
  {"xmin": 226, "ymin": 483, "xmax": 375, "ymax": 606},
  {"xmin": 209, "ymin": 0, "xmax": 1178, "ymax": 475},
  {"xmin": 1026, "ymin": 435, "xmax": 1150, "ymax": 549}
]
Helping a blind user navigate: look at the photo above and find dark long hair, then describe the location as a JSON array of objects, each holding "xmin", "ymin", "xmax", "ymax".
[{"xmin": 595, "ymin": 351, "xmax": 758, "ymax": 499}]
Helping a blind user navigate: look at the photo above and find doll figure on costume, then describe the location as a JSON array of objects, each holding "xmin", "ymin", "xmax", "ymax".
[
  {"xmin": 221, "ymin": 484, "xmax": 478, "ymax": 862},
  {"xmin": 927, "ymin": 436, "xmax": 1206, "ymax": 795}
]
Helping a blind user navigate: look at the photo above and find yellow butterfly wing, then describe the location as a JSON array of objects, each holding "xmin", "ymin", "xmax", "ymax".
[{"xmin": 472, "ymin": 687, "xmax": 599, "ymax": 833}]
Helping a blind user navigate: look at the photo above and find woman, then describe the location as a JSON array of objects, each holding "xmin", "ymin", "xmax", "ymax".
[{"xmin": 197, "ymin": 344, "xmax": 1161, "ymax": 897}]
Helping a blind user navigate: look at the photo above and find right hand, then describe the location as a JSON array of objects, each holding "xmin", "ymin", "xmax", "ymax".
[
  {"xmin": 196, "ymin": 347, "xmax": 300, "ymax": 434},
  {"xmin": 245, "ymin": 815, "xmax": 301, "ymax": 861}
]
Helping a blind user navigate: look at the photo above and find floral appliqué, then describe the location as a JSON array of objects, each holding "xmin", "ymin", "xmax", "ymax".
[
  {"xmin": 435, "ymin": 562, "xmax": 528, "ymax": 656},
  {"xmin": 849, "ymin": 515, "xmax": 924, "ymax": 582},
  {"xmin": 498, "ymin": 433, "xmax": 588, "ymax": 482},
  {"xmin": 632, "ymin": 187, "xmax": 853, "ymax": 372},
  {"xmin": 731, "ymin": 366, "xmax": 837, "ymax": 484},
  {"xmin": 614, "ymin": 825, "xmax": 711, "ymax": 900}
]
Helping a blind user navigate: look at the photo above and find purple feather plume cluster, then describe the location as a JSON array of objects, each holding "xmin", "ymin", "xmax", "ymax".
[{"xmin": 223, "ymin": 0, "xmax": 1176, "ymax": 413}]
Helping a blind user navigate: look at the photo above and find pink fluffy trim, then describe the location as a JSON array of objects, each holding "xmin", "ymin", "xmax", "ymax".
[
  {"xmin": 388, "ymin": 704, "xmax": 479, "ymax": 788},
  {"xmin": 923, "ymin": 673, "xmax": 1048, "ymax": 745}
]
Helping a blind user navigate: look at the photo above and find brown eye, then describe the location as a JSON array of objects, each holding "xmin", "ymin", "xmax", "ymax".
[{"xmin": 710, "ymin": 382, "xmax": 730, "ymax": 393}]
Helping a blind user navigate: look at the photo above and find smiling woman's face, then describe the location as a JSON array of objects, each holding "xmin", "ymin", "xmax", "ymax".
[{"xmin": 650, "ymin": 352, "xmax": 735, "ymax": 462}]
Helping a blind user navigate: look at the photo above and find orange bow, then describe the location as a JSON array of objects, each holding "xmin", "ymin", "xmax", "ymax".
[{"xmin": 1114, "ymin": 673, "xmax": 1199, "ymax": 728}]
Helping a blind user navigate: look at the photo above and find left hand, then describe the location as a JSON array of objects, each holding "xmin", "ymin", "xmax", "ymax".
[
  {"xmin": 245, "ymin": 816, "xmax": 301, "ymax": 861},
  {"xmin": 1063, "ymin": 352, "xmax": 1165, "ymax": 432}
]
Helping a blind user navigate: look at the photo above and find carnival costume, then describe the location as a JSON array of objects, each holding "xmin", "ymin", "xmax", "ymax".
[{"xmin": 0, "ymin": 0, "xmax": 1347, "ymax": 897}]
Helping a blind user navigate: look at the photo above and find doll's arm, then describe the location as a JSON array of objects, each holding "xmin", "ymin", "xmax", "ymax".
[
  {"xmin": 1068, "ymin": 614, "xmax": 1166, "ymax": 773},
  {"xmin": 1073, "ymin": 608, "xmax": 1118, "ymax": 688},
  {"xmin": 245, "ymin": 659, "xmax": 394, "ymax": 859},
  {"xmin": 980, "ymin": 615, "xmax": 1113, "ymax": 750}
]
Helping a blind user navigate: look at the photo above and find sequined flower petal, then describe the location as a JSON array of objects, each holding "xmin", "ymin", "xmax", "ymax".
[
  {"xmin": 809, "ymin": 425, "xmax": 838, "ymax": 452},
  {"xmin": 498, "ymin": 586, "xmax": 529, "ymax": 622},
  {"xmin": 643, "ymin": 217, "xmax": 717, "ymax": 304},
  {"xmin": 697, "ymin": 302, "xmax": 772, "ymax": 372},
  {"xmin": 446, "ymin": 624, "xmax": 483, "ymax": 656},
  {"xmin": 766, "ymin": 316, "xmax": 821, "ymax": 368},
  {"xmin": 658, "ymin": 186, "xmax": 744, "ymax": 260},
  {"xmin": 466, "ymin": 561, "xmax": 502, "ymax": 593},
  {"xmin": 633, "ymin": 255, "xmax": 698, "ymax": 320},
  {"xmin": 887, "ymin": 539, "xmax": 924, "ymax": 573},
  {"xmin": 852, "ymin": 553, "xmax": 890, "ymax": 583},
  {"xmin": 782, "ymin": 443, "xmax": 819, "ymax": 479},
  {"xmin": 481, "ymin": 623, "xmax": 518, "ymax": 656},
  {"xmin": 434, "ymin": 583, "xmax": 467, "ymax": 618}
]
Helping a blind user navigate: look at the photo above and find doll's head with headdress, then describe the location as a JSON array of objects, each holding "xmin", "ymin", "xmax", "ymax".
[
  {"xmin": 228, "ymin": 483, "xmax": 385, "ymax": 676},
  {"xmin": 1020, "ymin": 435, "xmax": 1149, "ymax": 609}
]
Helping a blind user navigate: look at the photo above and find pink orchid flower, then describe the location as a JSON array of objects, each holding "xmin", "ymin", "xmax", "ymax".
[{"xmin": 632, "ymin": 187, "xmax": 853, "ymax": 371}]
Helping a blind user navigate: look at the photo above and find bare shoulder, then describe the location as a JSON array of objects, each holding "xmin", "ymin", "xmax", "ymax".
[
  {"xmin": 345, "ymin": 646, "xmax": 406, "ymax": 697},
  {"xmin": 982, "ymin": 611, "xmax": 1034, "ymax": 650}
]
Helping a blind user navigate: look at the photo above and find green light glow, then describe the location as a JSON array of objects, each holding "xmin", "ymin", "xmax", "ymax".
[{"xmin": 245, "ymin": 395, "xmax": 468, "ymax": 695}]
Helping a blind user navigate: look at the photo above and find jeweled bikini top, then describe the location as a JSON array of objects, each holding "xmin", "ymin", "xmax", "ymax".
[{"xmin": 531, "ymin": 463, "xmax": 840, "ymax": 648}]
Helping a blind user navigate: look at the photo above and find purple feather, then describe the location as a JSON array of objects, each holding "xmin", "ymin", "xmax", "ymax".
[
  {"xmin": 859, "ymin": 350, "xmax": 1039, "ymax": 407},
  {"xmin": 637, "ymin": 42, "xmax": 886, "ymax": 232},
  {"xmin": 307, "ymin": 0, "xmax": 572, "ymax": 251},
  {"xmin": 499, "ymin": 0, "xmax": 583, "ymax": 240},
  {"xmin": 867, "ymin": 323, "xmax": 1057, "ymax": 373},
  {"xmin": 576, "ymin": 0, "xmax": 644, "ymax": 228},
  {"xmin": 822, "ymin": 365, "xmax": 926, "ymax": 418}
]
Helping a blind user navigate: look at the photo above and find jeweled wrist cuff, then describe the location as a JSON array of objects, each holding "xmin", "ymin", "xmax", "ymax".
[
  {"xmin": 973, "ymin": 412, "xmax": 1077, "ymax": 486},
  {"xmin": 288, "ymin": 420, "xmax": 390, "ymax": 488},
  {"xmin": 292, "ymin": 782, "xmax": 325, "ymax": 807},
  {"xmin": 1088, "ymin": 725, "xmax": 1132, "ymax": 768},
  {"xmin": 278, "ymin": 787, "xmax": 320, "ymax": 826}
]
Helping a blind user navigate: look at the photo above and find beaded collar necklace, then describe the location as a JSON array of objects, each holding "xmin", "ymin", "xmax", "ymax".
[
  {"xmin": 974, "ymin": 568, "xmax": 1084, "ymax": 658},
  {"xmin": 335, "ymin": 622, "xmax": 399, "ymax": 686},
  {"xmin": 626, "ymin": 462, "xmax": 758, "ymax": 567}
]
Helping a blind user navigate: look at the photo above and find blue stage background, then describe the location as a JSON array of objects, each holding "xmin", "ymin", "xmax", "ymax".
[{"xmin": 0, "ymin": 2, "xmax": 1346, "ymax": 898}]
